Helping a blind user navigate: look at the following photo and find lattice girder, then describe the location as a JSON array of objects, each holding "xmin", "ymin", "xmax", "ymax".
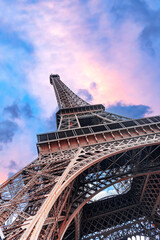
[
  {"xmin": 81, "ymin": 175, "xmax": 160, "ymax": 239},
  {"xmin": 56, "ymin": 107, "xmax": 130, "ymax": 130},
  {"xmin": 50, "ymin": 75, "xmax": 89, "ymax": 109},
  {"xmin": 0, "ymin": 132, "xmax": 160, "ymax": 239},
  {"xmin": 62, "ymin": 146, "xmax": 160, "ymax": 239},
  {"xmin": 1, "ymin": 75, "xmax": 160, "ymax": 240},
  {"xmin": 50, "ymin": 74, "xmax": 129, "ymax": 130}
]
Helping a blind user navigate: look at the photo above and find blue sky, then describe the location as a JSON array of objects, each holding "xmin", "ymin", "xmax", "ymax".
[{"xmin": 0, "ymin": 0, "xmax": 160, "ymax": 183}]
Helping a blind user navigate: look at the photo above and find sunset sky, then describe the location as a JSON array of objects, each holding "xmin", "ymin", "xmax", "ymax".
[{"xmin": 0, "ymin": 0, "xmax": 160, "ymax": 183}]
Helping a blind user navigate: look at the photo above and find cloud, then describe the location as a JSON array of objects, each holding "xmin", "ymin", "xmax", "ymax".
[
  {"xmin": 0, "ymin": 128, "xmax": 37, "ymax": 184},
  {"xmin": 139, "ymin": 20, "xmax": 160, "ymax": 57},
  {"xmin": 77, "ymin": 89, "xmax": 93, "ymax": 102},
  {"xmin": 46, "ymin": 109, "xmax": 58, "ymax": 132},
  {"xmin": 8, "ymin": 160, "xmax": 18, "ymax": 170},
  {"xmin": 0, "ymin": 0, "xmax": 159, "ymax": 118},
  {"xmin": 22, "ymin": 103, "xmax": 33, "ymax": 118},
  {"xmin": 0, "ymin": 120, "xmax": 18, "ymax": 143},
  {"xmin": 4, "ymin": 103, "xmax": 20, "ymax": 119},
  {"xmin": 90, "ymin": 82, "xmax": 97, "ymax": 90},
  {"xmin": 106, "ymin": 102, "xmax": 152, "ymax": 119},
  {"xmin": 110, "ymin": 0, "xmax": 160, "ymax": 58},
  {"xmin": 111, "ymin": 0, "xmax": 149, "ymax": 23},
  {"xmin": 4, "ymin": 102, "xmax": 34, "ymax": 120}
]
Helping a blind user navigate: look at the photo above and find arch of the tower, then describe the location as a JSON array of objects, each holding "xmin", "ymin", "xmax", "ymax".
[
  {"xmin": 37, "ymin": 142, "xmax": 160, "ymax": 240},
  {"xmin": 2, "ymin": 136, "xmax": 160, "ymax": 240}
]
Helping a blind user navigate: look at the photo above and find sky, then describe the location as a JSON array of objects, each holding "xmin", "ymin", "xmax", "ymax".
[{"xmin": 0, "ymin": 0, "xmax": 160, "ymax": 184}]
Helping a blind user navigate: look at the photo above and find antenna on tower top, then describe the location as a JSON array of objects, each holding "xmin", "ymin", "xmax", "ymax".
[{"xmin": 50, "ymin": 74, "xmax": 89, "ymax": 109}]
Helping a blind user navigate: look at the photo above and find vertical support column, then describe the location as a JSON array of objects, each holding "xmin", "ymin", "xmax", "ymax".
[{"xmin": 75, "ymin": 210, "xmax": 82, "ymax": 240}]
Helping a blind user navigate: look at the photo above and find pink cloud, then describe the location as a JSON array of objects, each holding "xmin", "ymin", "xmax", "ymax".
[
  {"xmin": 0, "ymin": 172, "xmax": 8, "ymax": 185},
  {"xmin": 1, "ymin": 0, "xmax": 159, "ymax": 116},
  {"xmin": 0, "ymin": 128, "xmax": 37, "ymax": 183}
]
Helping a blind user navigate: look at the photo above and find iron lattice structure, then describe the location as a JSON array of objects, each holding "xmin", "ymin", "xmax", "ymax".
[{"xmin": 0, "ymin": 74, "xmax": 160, "ymax": 240}]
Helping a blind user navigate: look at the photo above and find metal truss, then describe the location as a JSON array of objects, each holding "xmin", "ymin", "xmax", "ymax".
[
  {"xmin": 50, "ymin": 74, "xmax": 89, "ymax": 109},
  {"xmin": 0, "ymin": 133, "xmax": 160, "ymax": 239},
  {"xmin": 56, "ymin": 109, "xmax": 130, "ymax": 131},
  {"xmin": 0, "ymin": 74, "xmax": 160, "ymax": 240},
  {"xmin": 50, "ymin": 74, "xmax": 129, "ymax": 130}
]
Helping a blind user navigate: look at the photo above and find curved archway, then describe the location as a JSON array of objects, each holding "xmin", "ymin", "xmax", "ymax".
[
  {"xmin": 16, "ymin": 133, "xmax": 160, "ymax": 240},
  {"xmin": 60, "ymin": 144, "xmax": 160, "ymax": 239},
  {"xmin": 33, "ymin": 141, "xmax": 160, "ymax": 240}
]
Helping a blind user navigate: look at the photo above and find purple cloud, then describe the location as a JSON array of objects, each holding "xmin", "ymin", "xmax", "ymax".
[
  {"xmin": 77, "ymin": 89, "xmax": 93, "ymax": 101},
  {"xmin": 22, "ymin": 103, "xmax": 33, "ymax": 118},
  {"xmin": 106, "ymin": 102, "xmax": 152, "ymax": 119},
  {"xmin": 0, "ymin": 120, "xmax": 18, "ymax": 143},
  {"xmin": 4, "ymin": 103, "xmax": 20, "ymax": 119}
]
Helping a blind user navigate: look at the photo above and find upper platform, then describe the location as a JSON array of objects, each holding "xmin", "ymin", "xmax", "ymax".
[{"xmin": 36, "ymin": 74, "xmax": 160, "ymax": 155}]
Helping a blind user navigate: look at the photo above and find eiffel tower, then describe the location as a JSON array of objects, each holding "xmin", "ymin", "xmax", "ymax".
[{"xmin": 0, "ymin": 74, "xmax": 160, "ymax": 240}]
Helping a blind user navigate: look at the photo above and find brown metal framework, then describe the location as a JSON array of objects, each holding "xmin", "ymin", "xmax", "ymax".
[{"xmin": 0, "ymin": 74, "xmax": 160, "ymax": 240}]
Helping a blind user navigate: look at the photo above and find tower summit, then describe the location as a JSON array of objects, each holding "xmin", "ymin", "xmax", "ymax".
[
  {"xmin": 50, "ymin": 74, "xmax": 89, "ymax": 109},
  {"xmin": 48, "ymin": 74, "xmax": 129, "ymax": 132},
  {"xmin": 0, "ymin": 74, "xmax": 160, "ymax": 240}
]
